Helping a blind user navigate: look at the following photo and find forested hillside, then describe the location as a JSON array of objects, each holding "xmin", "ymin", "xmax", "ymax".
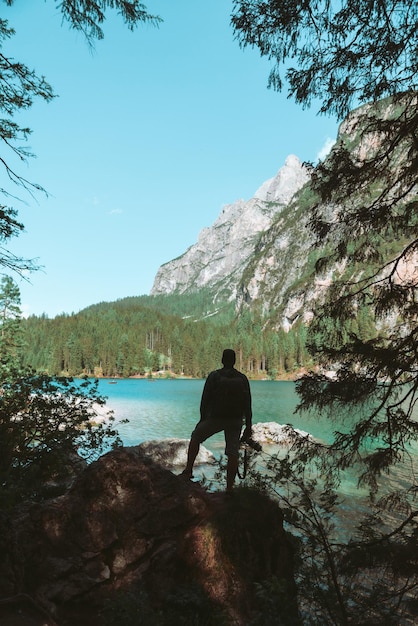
[
  {"xmin": 23, "ymin": 93, "xmax": 399, "ymax": 382},
  {"xmin": 22, "ymin": 293, "xmax": 311, "ymax": 378},
  {"xmin": 22, "ymin": 287, "xmax": 380, "ymax": 379}
]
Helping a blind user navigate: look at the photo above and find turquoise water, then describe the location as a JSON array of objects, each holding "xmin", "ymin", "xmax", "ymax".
[
  {"xmin": 97, "ymin": 378, "xmax": 417, "ymax": 505},
  {"xmin": 97, "ymin": 377, "xmax": 359, "ymax": 480},
  {"xmin": 98, "ymin": 378, "xmax": 337, "ymax": 451}
]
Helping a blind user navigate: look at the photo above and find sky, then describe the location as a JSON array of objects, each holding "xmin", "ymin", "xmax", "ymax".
[{"xmin": 4, "ymin": 0, "xmax": 339, "ymax": 318}]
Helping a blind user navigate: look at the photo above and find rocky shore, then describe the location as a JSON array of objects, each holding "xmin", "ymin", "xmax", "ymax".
[{"xmin": 0, "ymin": 443, "xmax": 299, "ymax": 626}]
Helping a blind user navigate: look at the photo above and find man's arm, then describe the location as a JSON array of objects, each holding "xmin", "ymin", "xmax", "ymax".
[
  {"xmin": 244, "ymin": 376, "xmax": 252, "ymax": 426},
  {"xmin": 242, "ymin": 374, "xmax": 252, "ymax": 437},
  {"xmin": 200, "ymin": 371, "xmax": 216, "ymax": 420}
]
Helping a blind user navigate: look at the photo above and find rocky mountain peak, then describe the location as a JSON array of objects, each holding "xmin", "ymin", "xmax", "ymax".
[
  {"xmin": 254, "ymin": 154, "xmax": 308, "ymax": 203},
  {"xmin": 151, "ymin": 155, "xmax": 310, "ymax": 298}
]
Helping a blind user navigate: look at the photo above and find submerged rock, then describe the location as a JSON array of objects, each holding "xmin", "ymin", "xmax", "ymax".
[{"xmin": 0, "ymin": 446, "xmax": 299, "ymax": 626}]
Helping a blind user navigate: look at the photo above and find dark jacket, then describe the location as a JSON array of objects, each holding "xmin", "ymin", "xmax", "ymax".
[{"xmin": 200, "ymin": 366, "xmax": 252, "ymax": 428}]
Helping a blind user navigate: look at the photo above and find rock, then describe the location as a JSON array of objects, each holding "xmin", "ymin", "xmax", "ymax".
[
  {"xmin": 252, "ymin": 422, "xmax": 313, "ymax": 445},
  {"xmin": 0, "ymin": 594, "xmax": 58, "ymax": 626},
  {"xmin": 254, "ymin": 154, "xmax": 310, "ymax": 204},
  {"xmin": 0, "ymin": 446, "xmax": 298, "ymax": 626},
  {"xmin": 150, "ymin": 155, "xmax": 310, "ymax": 300},
  {"xmin": 136, "ymin": 438, "xmax": 215, "ymax": 468}
]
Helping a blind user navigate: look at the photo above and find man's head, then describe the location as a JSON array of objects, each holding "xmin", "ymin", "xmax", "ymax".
[{"xmin": 222, "ymin": 349, "xmax": 236, "ymax": 368}]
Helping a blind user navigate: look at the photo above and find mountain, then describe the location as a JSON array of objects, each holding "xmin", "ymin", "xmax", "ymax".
[
  {"xmin": 236, "ymin": 94, "xmax": 417, "ymax": 330},
  {"xmin": 150, "ymin": 155, "xmax": 311, "ymax": 302},
  {"xmin": 151, "ymin": 94, "xmax": 415, "ymax": 332},
  {"xmin": 20, "ymin": 95, "xmax": 415, "ymax": 379}
]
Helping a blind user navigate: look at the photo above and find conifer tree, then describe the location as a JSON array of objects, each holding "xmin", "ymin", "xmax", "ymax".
[
  {"xmin": 233, "ymin": 1, "xmax": 418, "ymax": 621},
  {"xmin": 232, "ymin": 0, "xmax": 418, "ymax": 489},
  {"xmin": 0, "ymin": 275, "xmax": 23, "ymax": 373},
  {"xmin": 0, "ymin": 1, "xmax": 160, "ymax": 506},
  {"xmin": 0, "ymin": 278, "xmax": 121, "ymax": 507}
]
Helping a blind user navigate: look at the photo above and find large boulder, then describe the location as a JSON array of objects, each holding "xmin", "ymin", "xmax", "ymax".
[
  {"xmin": 0, "ymin": 446, "xmax": 299, "ymax": 626},
  {"xmin": 137, "ymin": 438, "xmax": 215, "ymax": 468},
  {"xmin": 252, "ymin": 422, "xmax": 313, "ymax": 445}
]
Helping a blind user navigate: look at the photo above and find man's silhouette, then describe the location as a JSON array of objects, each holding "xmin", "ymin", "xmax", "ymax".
[{"xmin": 181, "ymin": 349, "xmax": 252, "ymax": 491}]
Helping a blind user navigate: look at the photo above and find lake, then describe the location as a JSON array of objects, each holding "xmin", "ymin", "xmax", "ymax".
[
  {"xmin": 97, "ymin": 378, "xmax": 359, "ymax": 491},
  {"xmin": 97, "ymin": 378, "xmax": 417, "ymax": 509},
  {"xmin": 98, "ymin": 378, "xmax": 336, "ymax": 450}
]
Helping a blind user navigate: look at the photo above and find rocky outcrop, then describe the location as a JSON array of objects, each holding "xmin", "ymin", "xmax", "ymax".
[
  {"xmin": 251, "ymin": 422, "xmax": 313, "ymax": 445},
  {"xmin": 0, "ymin": 447, "xmax": 298, "ymax": 626},
  {"xmin": 148, "ymin": 96, "xmax": 417, "ymax": 333},
  {"xmin": 150, "ymin": 156, "xmax": 310, "ymax": 301},
  {"xmin": 237, "ymin": 95, "xmax": 418, "ymax": 330},
  {"xmin": 137, "ymin": 438, "xmax": 215, "ymax": 468}
]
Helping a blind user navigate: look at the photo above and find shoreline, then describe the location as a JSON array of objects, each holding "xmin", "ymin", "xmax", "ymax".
[{"xmin": 87, "ymin": 369, "xmax": 307, "ymax": 383}]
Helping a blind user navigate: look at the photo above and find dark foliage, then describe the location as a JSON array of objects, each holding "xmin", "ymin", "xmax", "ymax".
[{"xmin": 232, "ymin": 3, "xmax": 418, "ymax": 622}]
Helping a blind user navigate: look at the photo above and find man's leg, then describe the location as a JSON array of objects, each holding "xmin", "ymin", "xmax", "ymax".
[
  {"xmin": 224, "ymin": 419, "xmax": 243, "ymax": 491},
  {"xmin": 181, "ymin": 420, "xmax": 222, "ymax": 478},
  {"xmin": 226, "ymin": 454, "xmax": 239, "ymax": 491},
  {"xmin": 183, "ymin": 437, "xmax": 200, "ymax": 478}
]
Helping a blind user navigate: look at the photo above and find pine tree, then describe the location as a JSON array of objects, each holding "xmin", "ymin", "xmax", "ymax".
[
  {"xmin": 0, "ymin": 279, "xmax": 121, "ymax": 507},
  {"xmin": 233, "ymin": 2, "xmax": 418, "ymax": 621},
  {"xmin": 0, "ymin": 275, "xmax": 24, "ymax": 374}
]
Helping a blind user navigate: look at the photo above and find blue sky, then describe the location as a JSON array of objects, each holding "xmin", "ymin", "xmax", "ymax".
[{"xmin": 5, "ymin": 1, "xmax": 338, "ymax": 318}]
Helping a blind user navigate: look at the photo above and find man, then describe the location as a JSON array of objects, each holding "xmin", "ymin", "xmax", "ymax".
[{"xmin": 181, "ymin": 348, "xmax": 252, "ymax": 491}]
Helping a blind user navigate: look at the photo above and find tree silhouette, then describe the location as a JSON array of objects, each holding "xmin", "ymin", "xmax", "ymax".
[{"xmin": 233, "ymin": 2, "xmax": 418, "ymax": 621}]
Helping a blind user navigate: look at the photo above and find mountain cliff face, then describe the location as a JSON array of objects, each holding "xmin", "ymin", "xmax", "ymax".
[
  {"xmin": 236, "ymin": 94, "xmax": 417, "ymax": 329},
  {"xmin": 151, "ymin": 95, "xmax": 415, "ymax": 330},
  {"xmin": 150, "ymin": 155, "xmax": 311, "ymax": 301},
  {"xmin": 236, "ymin": 184, "xmax": 323, "ymax": 331}
]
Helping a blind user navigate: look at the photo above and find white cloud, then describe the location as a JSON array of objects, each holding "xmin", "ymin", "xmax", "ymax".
[
  {"xmin": 109, "ymin": 208, "xmax": 123, "ymax": 215},
  {"xmin": 316, "ymin": 137, "xmax": 336, "ymax": 162}
]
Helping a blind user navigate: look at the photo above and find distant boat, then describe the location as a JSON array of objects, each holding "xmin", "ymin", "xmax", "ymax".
[{"xmin": 108, "ymin": 380, "xmax": 118, "ymax": 384}]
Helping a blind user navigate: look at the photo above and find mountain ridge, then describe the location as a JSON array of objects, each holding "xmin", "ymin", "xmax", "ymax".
[
  {"xmin": 150, "ymin": 155, "xmax": 311, "ymax": 301},
  {"xmin": 151, "ymin": 94, "xmax": 416, "ymax": 332}
]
